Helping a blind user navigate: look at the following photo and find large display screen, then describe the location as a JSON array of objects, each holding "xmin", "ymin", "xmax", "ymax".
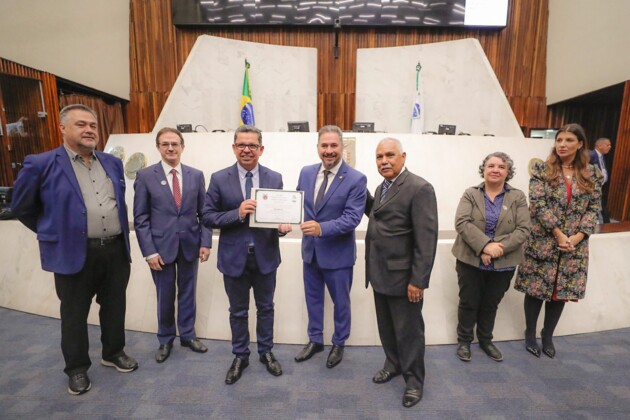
[{"xmin": 173, "ymin": 0, "xmax": 509, "ymax": 28}]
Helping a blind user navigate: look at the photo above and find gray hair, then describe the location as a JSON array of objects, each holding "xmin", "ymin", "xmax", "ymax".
[
  {"xmin": 377, "ymin": 137, "xmax": 404, "ymax": 153},
  {"xmin": 478, "ymin": 151, "xmax": 515, "ymax": 181},
  {"xmin": 594, "ymin": 137, "xmax": 610, "ymax": 146},
  {"xmin": 59, "ymin": 104, "xmax": 97, "ymax": 124},
  {"xmin": 234, "ymin": 125, "xmax": 262, "ymax": 144},
  {"xmin": 318, "ymin": 125, "xmax": 343, "ymax": 142}
]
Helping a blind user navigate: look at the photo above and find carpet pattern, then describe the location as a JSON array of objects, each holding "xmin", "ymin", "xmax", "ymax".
[{"xmin": 1, "ymin": 307, "xmax": 629, "ymax": 419}]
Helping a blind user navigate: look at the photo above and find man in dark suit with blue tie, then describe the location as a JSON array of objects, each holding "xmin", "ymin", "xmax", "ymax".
[
  {"xmin": 589, "ymin": 137, "xmax": 612, "ymax": 223},
  {"xmin": 11, "ymin": 104, "xmax": 138, "ymax": 396},
  {"xmin": 133, "ymin": 127, "xmax": 212, "ymax": 363},
  {"xmin": 294, "ymin": 125, "xmax": 367, "ymax": 368},
  {"xmin": 366, "ymin": 138, "xmax": 438, "ymax": 408},
  {"xmin": 203, "ymin": 125, "xmax": 292, "ymax": 384}
]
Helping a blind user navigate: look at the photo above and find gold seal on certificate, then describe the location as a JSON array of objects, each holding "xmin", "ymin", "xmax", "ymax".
[{"xmin": 250, "ymin": 188, "xmax": 304, "ymax": 228}]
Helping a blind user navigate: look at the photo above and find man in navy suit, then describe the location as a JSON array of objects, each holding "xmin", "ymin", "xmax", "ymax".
[
  {"xmin": 589, "ymin": 137, "xmax": 612, "ymax": 223},
  {"xmin": 294, "ymin": 125, "xmax": 367, "ymax": 368},
  {"xmin": 11, "ymin": 104, "xmax": 138, "ymax": 396},
  {"xmin": 203, "ymin": 125, "xmax": 292, "ymax": 384},
  {"xmin": 133, "ymin": 127, "xmax": 212, "ymax": 363}
]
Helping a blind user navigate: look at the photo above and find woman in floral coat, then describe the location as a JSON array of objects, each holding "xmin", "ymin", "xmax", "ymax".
[{"xmin": 514, "ymin": 123, "xmax": 602, "ymax": 359}]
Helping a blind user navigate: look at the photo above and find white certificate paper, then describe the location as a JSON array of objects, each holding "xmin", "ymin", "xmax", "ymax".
[{"xmin": 249, "ymin": 188, "xmax": 304, "ymax": 228}]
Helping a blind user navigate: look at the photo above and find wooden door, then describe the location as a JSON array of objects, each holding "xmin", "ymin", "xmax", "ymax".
[{"xmin": 0, "ymin": 75, "xmax": 48, "ymax": 185}]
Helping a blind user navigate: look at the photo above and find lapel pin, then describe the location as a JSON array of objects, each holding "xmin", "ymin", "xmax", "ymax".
[{"xmin": 161, "ymin": 180, "xmax": 167, "ymax": 186}]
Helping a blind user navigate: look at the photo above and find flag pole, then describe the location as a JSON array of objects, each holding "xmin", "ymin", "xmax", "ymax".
[{"xmin": 411, "ymin": 62, "xmax": 424, "ymax": 134}]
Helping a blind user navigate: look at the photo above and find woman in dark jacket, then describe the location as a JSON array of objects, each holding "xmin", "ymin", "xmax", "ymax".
[{"xmin": 451, "ymin": 152, "xmax": 531, "ymax": 362}]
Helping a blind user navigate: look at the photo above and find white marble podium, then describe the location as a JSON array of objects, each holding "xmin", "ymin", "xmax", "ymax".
[
  {"xmin": 1, "ymin": 221, "xmax": 628, "ymax": 346},
  {"xmin": 3, "ymin": 132, "xmax": 629, "ymax": 345}
]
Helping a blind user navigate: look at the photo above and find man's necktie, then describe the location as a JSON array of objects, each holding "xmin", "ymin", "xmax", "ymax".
[
  {"xmin": 245, "ymin": 171, "xmax": 253, "ymax": 199},
  {"xmin": 380, "ymin": 180, "xmax": 392, "ymax": 203},
  {"xmin": 599, "ymin": 155, "xmax": 608, "ymax": 183},
  {"xmin": 315, "ymin": 170, "xmax": 331, "ymax": 209},
  {"xmin": 171, "ymin": 169, "xmax": 181, "ymax": 209}
]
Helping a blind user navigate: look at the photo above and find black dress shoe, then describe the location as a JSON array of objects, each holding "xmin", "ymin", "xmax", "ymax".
[
  {"xmin": 155, "ymin": 343, "xmax": 172, "ymax": 363},
  {"xmin": 181, "ymin": 338, "xmax": 208, "ymax": 353},
  {"xmin": 372, "ymin": 369, "xmax": 400, "ymax": 384},
  {"xmin": 101, "ymin": 352, "xmax": 139, "ymax": 373},
  {"xmin": 225, "ymin": 357, "xmax": 249, "ymax": 385},
  {"xmin": 326, "ymin": 345, "xmax": 344, "ymax": 368},
  {"xmin": 402, "ymin": 388, "xmax": 423, "ymax": 408},
  {"xmin": 259, "ymin": 352, "xmax": 283, "ymax": 376},
  {"xmin": 480, "ymin": 342, "xmax": 503, "ymax": 362},
  {"xmin": 67, "ymin": 372, "xmax": 91, "ymax": 396},
  {"xmin": 456, "ymin": 343, "xmax": 471, "ymax": 362},
  {"xmin": 541, "ymin": 329, "xmax": 556, "ymax": 359},
  {"xmin": 525, "ymin": 329, "xmax": 541, "ymax": 358},
  {"xmin": 294, "ymin": 341, "xmax": 324, "ymax": 362}
]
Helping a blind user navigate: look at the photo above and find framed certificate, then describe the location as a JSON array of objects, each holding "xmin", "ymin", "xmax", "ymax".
[{"xmin": 249, "ymin": 188, "xmax": 304, "ymax": 228}]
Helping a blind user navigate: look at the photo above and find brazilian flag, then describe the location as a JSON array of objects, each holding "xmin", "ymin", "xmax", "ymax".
[{"xmin": 240, "ymin": 60, "xmax": 255, "ymax": 126}]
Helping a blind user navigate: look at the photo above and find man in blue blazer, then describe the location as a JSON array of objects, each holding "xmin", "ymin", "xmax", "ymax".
[
  {"xmin": 203, "ymin": 125, "xmax": 292, "ymax": 385},
  {"xmin": 133, "ymin": 127, "xmax": 212, "ymax": 363},
  {"xmin": 11, "ymin": 104, "xmax": 137, "ymax": 396},
  {"xmin": 295, "ymin": 125, "xmax": 367, "ymax": 368},
  {"xmin": 589, "ymin": 137, "xmax": 612, "ymax": 223}
]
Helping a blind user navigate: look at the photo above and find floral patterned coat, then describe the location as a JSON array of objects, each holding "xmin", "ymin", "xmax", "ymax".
[{"xmin": 514, "ymin": 162, "xmax": 602, "ymax": 301}]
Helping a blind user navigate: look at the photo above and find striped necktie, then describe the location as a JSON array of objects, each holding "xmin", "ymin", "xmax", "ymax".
[{"xmin": 380, "ymin": 180, "xmax": 392, "ymax": 203}]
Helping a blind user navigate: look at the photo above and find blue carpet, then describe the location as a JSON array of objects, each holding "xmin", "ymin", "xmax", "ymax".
[{"xmin": 1, "ymin": 307, "xmax": 629, "ymax": 419}]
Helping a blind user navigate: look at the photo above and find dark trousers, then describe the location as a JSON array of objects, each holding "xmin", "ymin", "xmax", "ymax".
[
  {"xmin": 54, "ymin": 237, "xmax": 130, "ymax": 376},
  {"xmin": 223, "ymin": 253, "xmax": 276, "ymax": 358},
  {"xmin": 456, "ymin": 260, "xmax": 514, "ymax": 344},
  {"xmin": 151, "ymin": 248, "xmax": 199, "ymax": 345},
  {"xmin": 303, "ymin": 256, "xmax": 353, "ymax": 346},
  {"xmin": 373, "ymin": 290, "xmax": 425, "ymax": 391}
]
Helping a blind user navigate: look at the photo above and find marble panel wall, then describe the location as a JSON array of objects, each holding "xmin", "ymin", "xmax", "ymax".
[
  {"xmin": 355, "ymin": 38, "xmax": 523, "ymax": 137},
  {"xmin": 152, "ymin": 36, "xmax": 318, "ymax": 134}
]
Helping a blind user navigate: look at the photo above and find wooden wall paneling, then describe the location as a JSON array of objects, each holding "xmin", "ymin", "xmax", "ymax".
[
  {"xmin": 41, "ymin": 72, "xmax": 60, "ymax": 150},
  {"xmin": 127, "ymin": 0, "xmax": 550, "ymax": 133},
  {"xmin": 609, "ymin": 81, "xmax": 630, "ymax": 221},
  {"xmin": 0, "ymin": 58, "xmax": 60, "ymax": 185}
]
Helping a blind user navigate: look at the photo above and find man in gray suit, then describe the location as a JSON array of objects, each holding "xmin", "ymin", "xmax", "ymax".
[{"xmin": 365, "ymin": 138, "xmax": 438, "ymax": 408}]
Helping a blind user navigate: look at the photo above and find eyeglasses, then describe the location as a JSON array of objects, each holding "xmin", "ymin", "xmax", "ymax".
[
  {"xmin": 158, "ymin": 142, "xmax": 182, "ymax": 148},
  {"xmin": 234, "ymin": 143, "xmax": 261, "ymax": 151}
]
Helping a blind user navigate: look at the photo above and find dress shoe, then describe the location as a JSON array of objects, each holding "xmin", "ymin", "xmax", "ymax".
[
  {"xmin": 181, "ymin": 338, "xmax": 208, "ymax": 353},
  {"xmin": 541, "ymin": 329, "xmax": 556, "ymax": 359},
  {"xmin": 326, "ymin": 345, "xmax": 344, "ymax": 368},
  {"xmin": 294, "ymin": 341, "xmax": 324, "ymax": 362},
  {"xmin": 479, "ymin": 342, "xmax": 503, "ymax": 362},
  {"xmin": 155, "ymin": 343, "xmax": 172, "ymax": 363},
  {"xmin": 402, "ymin": 388, "xmax": 423, "ymax": 408},
  {"xmin": 101, "ymin": 352, "xmax": 139, "ymax": 373},
  {"xmin": 456, "ymin": 342, "xmax": 471, "ymax": 361},
  {"xmin": 525, "ymin": 329, "xmax": 541, "ymax": 358},
  {"xmin": 259, "ymin": 352, "xmax": 283, "ymax": 376},
  {"xmin": 372, "ymin": 369, "xmax": 400, "ymax": 384},
  {"xmin": 225, "ymin": 357, "xmax": 249, "ymax": 385},
  {"xmin": 67, "ymin": 372, "xmax": 91, "ymax": 396}
]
